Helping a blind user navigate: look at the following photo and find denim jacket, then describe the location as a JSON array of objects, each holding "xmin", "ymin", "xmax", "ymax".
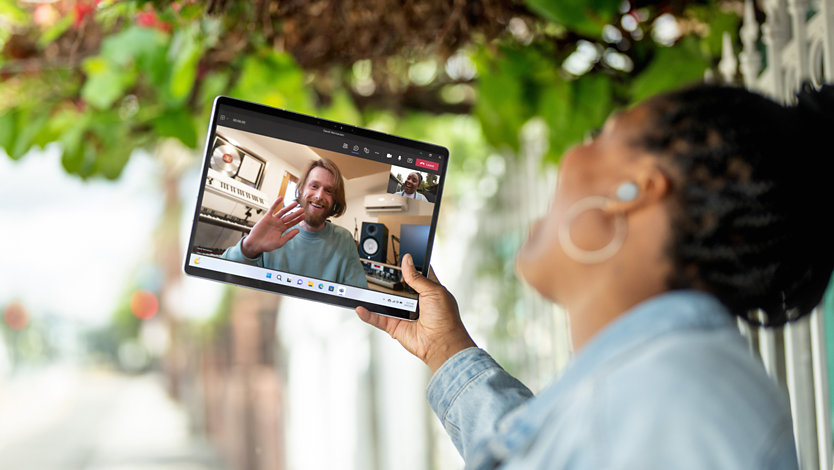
[{"xmin": 426, "ymin": 291, "xmax": 799, "ymax": 469}]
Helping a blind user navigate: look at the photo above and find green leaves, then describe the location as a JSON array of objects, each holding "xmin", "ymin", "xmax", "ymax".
[
  {"xmin": 230, "ymin": 51, "xmax": 313, "ymax": 114},
  {"xmin": 100, "ymin": 25, "xmax": 168, "ymax": 69},
  {"xmin": 473, "ymin": 43, "xmax": 615, "ymax": 164},
  {"xmin": 0, "ymin": 108, "xmax": 50, "ymax": 160},
  {"xmin": 473, "ymin": 47, "xmax": 529, "ymax": 152},
  {"xmin": 319, "ymin": 90, "xmax": 362, "ymax": 126},
  {"xmin": 81, "ymin": 26, "xmax": 169, "ymax": 110},
  {"xmin": 55, "ymin": 109, "xmax": 135, "ymax": 180},
  {"xmin": 690, "ymin": 6, "xmax": 740, "ymax": 57},
  {"xmin": 1, "ymin": 9, "xmax": 230, "ymax": 180},
  {"xmin": 1, "ymin": 0, "xmax": 737, "ymax": 184},
  {"xmin": 526, "ymin": 0, "xmax": 622, "ymax": 37},
  {"xmin": 540, "ymin": 74, "xmax": 613, "ymax": 162},
  {"xmin": 54, "ymin": 22, "xmax": 205, "ymax": 177},
  {"xmin": 81, "ymin": 56, "xmax": 138, "ymax": 110},
  {"xmin": 198, "ymin": 72, "xmax": 230, "ymax": 104},
  {"xmin": 0, "ymin": 0, "xmax": 29, "ymax": 25},
  {"xmin": 630, "ymin": 36, "xmax": 710, "ymax": 103},
  {"xmin": 38, "ymin": 16, "xmax": 73, "ymax": 48},
  {"xmin": 168, "ymin": 26, "xmax": 203, "ymax": 104},
  {"xmin": 152, "ymin": 107, "xmax": 197, "ymax": 149}
]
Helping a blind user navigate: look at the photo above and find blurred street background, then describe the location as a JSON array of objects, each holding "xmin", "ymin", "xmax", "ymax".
[{"xmin": 2, "ymin": 1, "xmax": 832, "ymax": 469}]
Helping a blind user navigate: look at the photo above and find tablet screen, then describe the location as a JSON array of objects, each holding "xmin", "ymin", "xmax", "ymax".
[{"xmin": 183, "ymin": 96, "xmax": 448, "ymax": 320}]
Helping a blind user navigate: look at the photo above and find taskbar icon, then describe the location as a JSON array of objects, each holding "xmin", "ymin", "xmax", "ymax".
[{"xmin": 283, "ymin": 276, "xmax": 345, "ymax": 296}]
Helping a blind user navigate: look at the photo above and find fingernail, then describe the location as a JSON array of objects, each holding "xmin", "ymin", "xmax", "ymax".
[{"xmin": 406, "ymin": 254, "xmax": 413, "ymax": 267}]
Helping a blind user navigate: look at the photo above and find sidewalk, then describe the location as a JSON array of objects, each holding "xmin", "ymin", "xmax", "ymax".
[{"xmin": 0, "ymin": 364, "xmax": 228, "ymax": 470}]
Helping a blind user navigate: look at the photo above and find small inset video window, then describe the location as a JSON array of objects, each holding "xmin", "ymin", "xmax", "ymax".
[{"xmin": 387, "ymin": 166, "xmax": 438, "ymax": 204}]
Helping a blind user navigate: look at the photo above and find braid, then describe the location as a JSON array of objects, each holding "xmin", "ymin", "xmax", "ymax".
[{"xmin": 639, "ymin": 84, "xmax": 834, "ymax": 326}]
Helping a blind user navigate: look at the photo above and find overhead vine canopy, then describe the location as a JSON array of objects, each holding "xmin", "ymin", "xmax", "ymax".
[{"xmin": 1, "ymin": 0, "xmax": 742, "ymax": 179}]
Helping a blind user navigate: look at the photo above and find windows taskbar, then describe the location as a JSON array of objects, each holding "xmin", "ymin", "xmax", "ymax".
[{"xmin": 187, "ymin": 254, "xmax": 418, "ymax": 313}]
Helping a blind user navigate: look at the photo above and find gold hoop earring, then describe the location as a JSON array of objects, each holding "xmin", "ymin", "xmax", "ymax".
[{"xmin": 558, "ymin": 196, "xmax": 627, "ymax": 264}]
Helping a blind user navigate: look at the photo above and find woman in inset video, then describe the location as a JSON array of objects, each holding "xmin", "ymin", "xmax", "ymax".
[
  {"xmin": 358, "ymin": 83, "xmax": 834, "ymax": 469},
  {"xmin": 396, "ymin": 171, "xmax": 429, "ymax": 202}
]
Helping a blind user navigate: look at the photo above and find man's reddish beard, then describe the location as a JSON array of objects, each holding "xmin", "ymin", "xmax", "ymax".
[{"xmin": 302, "ymin": 197, "xmax": 331, "ymax": 227}]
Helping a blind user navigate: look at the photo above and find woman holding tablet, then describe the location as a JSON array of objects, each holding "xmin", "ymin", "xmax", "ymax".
[{"xmin": 357, "ymin": 83, "xmax": 834, "ymax": 469}]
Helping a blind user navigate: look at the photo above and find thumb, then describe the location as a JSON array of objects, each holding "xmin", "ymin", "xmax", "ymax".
[{"xmin": 401, "ymin": 254, "xmax": 437, "ymax": 293}]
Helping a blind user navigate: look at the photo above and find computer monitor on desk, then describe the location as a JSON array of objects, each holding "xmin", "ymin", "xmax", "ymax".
[{"xmin": 399, "ymin": 224, "xmax": 430, "ymax": 271}]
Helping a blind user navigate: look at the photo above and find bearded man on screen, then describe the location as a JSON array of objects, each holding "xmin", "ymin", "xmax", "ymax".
[{"xmin": 222, "ymin": 158, "xmax": 368, "ymax": 288}]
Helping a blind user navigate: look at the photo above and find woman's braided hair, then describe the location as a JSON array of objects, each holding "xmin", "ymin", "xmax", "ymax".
[{"xmin": 639, "ymin": 83, "xmax": 834, "ymax": 326}]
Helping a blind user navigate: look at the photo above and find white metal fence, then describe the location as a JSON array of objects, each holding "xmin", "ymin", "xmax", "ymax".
[{"xmin": 717, "ymin": 1, "xmax": 834, "ymax": 468}]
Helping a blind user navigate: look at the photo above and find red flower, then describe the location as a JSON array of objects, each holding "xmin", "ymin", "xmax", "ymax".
[
  {"xmin": 136, "ymin": 10, "xmax": 157, "ymax": 28},
  {"xmin": 72, "ymin": 1, "xmax": 99, "ymax": 29},
  {"xmin": 136, "ymin": 9, "xmax": 171, "ymax": 33}
]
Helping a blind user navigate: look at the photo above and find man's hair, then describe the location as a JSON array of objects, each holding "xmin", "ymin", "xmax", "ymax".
[
  {"xmin": 638, "ymin": 83, "xmax": 834, "ymax": 326},
  {"xmin": 295, "ymin": 158, "xmax": 347, "ymax": 217}
]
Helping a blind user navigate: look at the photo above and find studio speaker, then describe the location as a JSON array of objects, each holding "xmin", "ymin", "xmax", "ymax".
[{"xmin": 359, "ymin": 222, "xmax": 388, "ymax": 262}]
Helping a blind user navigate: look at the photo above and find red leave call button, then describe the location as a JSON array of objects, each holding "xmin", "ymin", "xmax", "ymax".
[{"xmin": 415, "ymin": 159, "xmax": 439, "ymax": 171}]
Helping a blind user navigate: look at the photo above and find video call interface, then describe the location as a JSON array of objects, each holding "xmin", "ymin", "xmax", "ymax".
[{"xmin": 186, "ymin": 102, "xmax": 446, "ymax": 315}]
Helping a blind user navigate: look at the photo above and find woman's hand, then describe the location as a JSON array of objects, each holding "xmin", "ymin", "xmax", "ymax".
[{"xmin": 356, "ymin": 254, "xmax": 476, "ymax": 373}]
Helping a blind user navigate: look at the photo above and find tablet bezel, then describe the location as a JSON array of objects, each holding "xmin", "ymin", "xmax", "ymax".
[{"xmin": 183, "ymin": 96, "xmax": 449, "ymax": 321}]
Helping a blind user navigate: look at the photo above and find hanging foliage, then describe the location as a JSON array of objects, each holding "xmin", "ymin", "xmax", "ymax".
[{"xmin": 1, "ymin": 0, "xmax": 742, "ymax": 178}]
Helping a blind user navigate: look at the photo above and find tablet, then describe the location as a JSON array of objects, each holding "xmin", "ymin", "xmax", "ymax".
[{"xmin": 183, "ymin": 96, "xmax": 448, "ymax": 320}]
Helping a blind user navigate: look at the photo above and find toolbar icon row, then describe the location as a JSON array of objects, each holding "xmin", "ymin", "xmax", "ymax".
[{"xmin": 266, "ymin": 271, "xmax": 346, "ymax": 297}]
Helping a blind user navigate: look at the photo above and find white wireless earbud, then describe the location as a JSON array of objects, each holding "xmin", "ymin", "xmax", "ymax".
[{"xmin": 615, "ymin": 181, "xmax": 639, "ymax": 202}]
